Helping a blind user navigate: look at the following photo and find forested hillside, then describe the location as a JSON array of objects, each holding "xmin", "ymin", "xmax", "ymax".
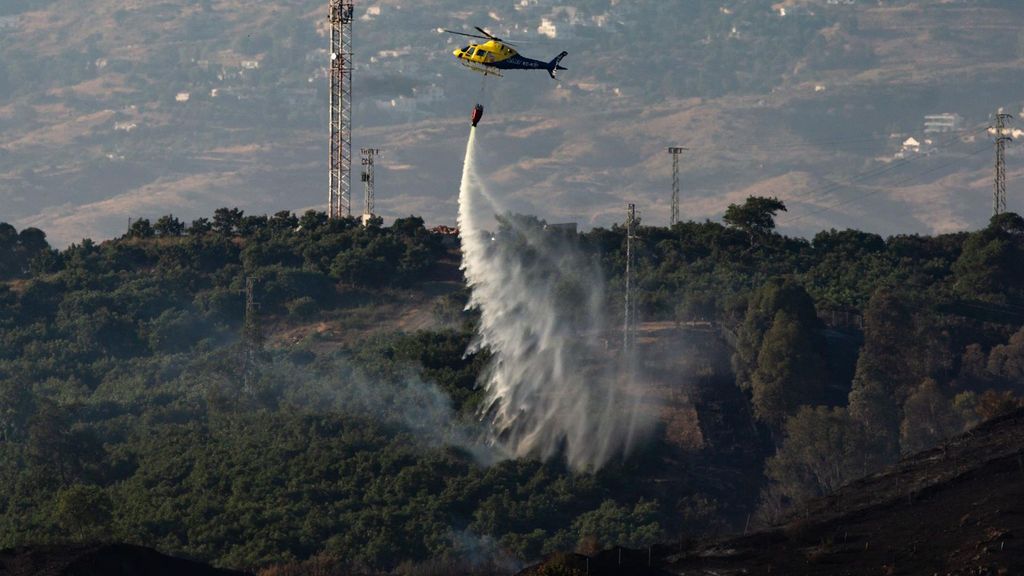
[{"xmin": 2, "ymin": 200, "xmax": 1024, "ymax": 573}]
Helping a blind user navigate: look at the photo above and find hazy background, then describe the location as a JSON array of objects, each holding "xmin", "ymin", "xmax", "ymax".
[{"xmin": 1, "ymin": 0, "xmax": 1023, "ymax": 246}]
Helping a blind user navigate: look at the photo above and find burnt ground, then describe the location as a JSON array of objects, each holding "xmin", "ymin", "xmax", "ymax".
[
  {"xmin": 521, "ymin": 408, "xmax": 1024, "ymax": 575},
  {"xmin": 0, "ymin": 543, "xmax": 252, "ymax": 576}
]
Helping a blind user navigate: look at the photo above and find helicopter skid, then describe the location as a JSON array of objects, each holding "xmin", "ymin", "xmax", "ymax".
[{"xmin": 460, "ymin": 61, "xmax": 503, "ymax": 78}]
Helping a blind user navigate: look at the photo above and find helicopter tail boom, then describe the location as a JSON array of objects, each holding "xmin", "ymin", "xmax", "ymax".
[{"xmin": 547, "ymin": 51, "xmax": 568, "ymax": 79}]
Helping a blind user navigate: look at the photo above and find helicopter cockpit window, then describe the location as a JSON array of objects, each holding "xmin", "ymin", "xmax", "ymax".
[{"xmin": 461, "ymin": 46, "xmax": 471, "ymax": 53}]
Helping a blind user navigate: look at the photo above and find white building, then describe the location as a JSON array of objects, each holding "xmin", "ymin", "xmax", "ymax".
[
  {"xmin": 538, "ymin": 18, "xmax": 558, "ymax": 38},
  {"xmin": 0, "ymin": 16, "xmax": 20, "ymax": 31},
  {"xmin": 924, "ymin": 113, "xmax": 962, "ymax": 134},
  {"xmin": 894, "ymin": 137, "xmax": 921, "ymax": 158},
  {"xmin": 361, "ymin": 5, "xmax": 381, "ymax": 20}
]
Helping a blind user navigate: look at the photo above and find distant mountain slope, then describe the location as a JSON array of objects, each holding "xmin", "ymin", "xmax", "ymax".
[{"xmin": 1, "ymin": 1, "xmax": 1024, "ymax": 245}]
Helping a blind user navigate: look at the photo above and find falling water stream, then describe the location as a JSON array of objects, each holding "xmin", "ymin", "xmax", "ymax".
[{"xmin": 457, "ymin": 128, "xmax": 655, "ymax": 472}]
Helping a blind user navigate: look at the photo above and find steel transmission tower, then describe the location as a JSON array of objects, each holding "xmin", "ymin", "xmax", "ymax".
[
  {"xmin": 328, "ymin": 0, "xmax": 355, "ymax": 218},
  {"xmin": 241, "ymin": 277, "xmax": 263, "ymax": 392},
  {"xmin": 623, "ymin": 204, "xmax": 639, "ymax": 353},
  {"xmin": 992, "ymin": 112, "xmax": 1014, "ymax": 216},
  {"xmin": 668, "ymin": 147, "xmax": 687, "ymax": 226},
  {"xmin": 361, "ymin": 148, "xmax": 381, "ymax": 223}
]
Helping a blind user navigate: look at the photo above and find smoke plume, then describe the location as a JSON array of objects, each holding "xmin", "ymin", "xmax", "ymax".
[{"xmin": 457, "ymin": 128, "xmax": 655, "ymax": 472}]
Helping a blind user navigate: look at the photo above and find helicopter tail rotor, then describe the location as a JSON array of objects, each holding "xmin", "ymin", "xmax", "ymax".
[{"xmin": 547, "ymin": 51, "xmax": 568, "ymax": 79}]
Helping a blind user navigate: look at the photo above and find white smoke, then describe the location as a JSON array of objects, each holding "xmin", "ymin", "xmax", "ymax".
[
  {"xmin": 457, "ymin": 128, "xmax": 656, "ymax": 472},
  {"xmin": 272, "ymin": 356, "xmax": 500, "ymax": 464}
]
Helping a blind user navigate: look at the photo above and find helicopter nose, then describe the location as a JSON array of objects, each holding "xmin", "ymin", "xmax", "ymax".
[{"xmin": 452, "ymin": 49, "xmax": 461, "ymax": 57}]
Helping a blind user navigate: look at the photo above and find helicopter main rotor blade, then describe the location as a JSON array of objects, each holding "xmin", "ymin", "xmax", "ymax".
[
  {"xmin": 444, "ymin": 29, "xmax": 494, "ymax": 40},
  {"xmin": 475, "ymin": 26, "xmax": 503, "ymax": 41}
]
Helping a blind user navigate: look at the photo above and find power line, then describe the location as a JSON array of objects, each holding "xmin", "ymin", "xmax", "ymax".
[
  {"xmin": 780, "ymin": 124, "xmax": 992, "ymax": 206},
  {"xmin": 746, "ymin": 123, "xmax": 991, "ymax": 155},
  {"xmin": 780, "ymin": 143, "xmax": 993, "ymax": 227}
]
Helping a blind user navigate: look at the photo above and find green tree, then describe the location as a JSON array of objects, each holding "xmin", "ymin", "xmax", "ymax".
[
  {"xmin": 238, "ymin": 215, "xmax": 269, "ymax": 237},
  {"xmin": 847, "ymin": 378, "xmax": 900, "ymax": 466},
  {"xmin": 850, "ymin": 288, "xmax": 918, "ymax": 402},
  {"xmin": 0, "ymin": 222, "xmax": 17, "ymax": 250},
  {"xmin": 298, "ymin": 210, "xmax": 328, "ymax": 232},
  {"xmin": 212, "ymin": 207, "xmax": 244, "ymax": 236},
  {"xmin": 571, "ymin": 500, "xmax": 663, "ymax": 551},
  {"xmin": 733, "ymin": 278, "xmax": 819, "ymax": 394},
  {"xmin": 899, "ymin": 379, "xmax": 963, "ymax": 454},
  {"xmin": 127, "ymin": 218, "xmax": 154, "ymax": 239},
  {"xmin": 760, "ymin": 406, "xmax": 869, "ymax": 520},
  {"xmin": 723, "ymin": 196, "xmax": 786, "ymax": 246},
  {"xmin": 987, "ymin": 327, "xmax": 1024, "ymax": 383},
  {"xmin": 975, "ymin": 389, "xmax": 1022, "ymax": 421},
  {"xmin": 750, "ymin": 309, "xmax": 827, "ymax": 429},
  {"xmin": 269, "ymin": 210, "xmax": 298, "ymax": 234},
  {"xmin": 0, "ymin": 379, "xmax": 35, "ymax": 442},
  {"xmin": 18, "ymin": 227, "xmax": 49, "ymax": 253},
  {"xmin": 0, "ymin": 223, "xmax": 18, "ymax": 277},
  {"xmin": 153, "ymin": 214, "xmax": 185, "ymax": 237},
  {"xmin": 26, "ymin": 403, "xmax": 75, "ymax": 486},
  {"xmin": 952, "ymin": 212, "xmax": 1024, "ymax": 303},
  {"xmin": 846, "ymin": 289, "xmax": 914, "ymax": 464},
  {"xmin": 189, "ymin": 217, "xmax": 212, "ymax": 236},
  {"xmin": 55, "ymin": 484, "xmax": 113, "ymax": 540}
]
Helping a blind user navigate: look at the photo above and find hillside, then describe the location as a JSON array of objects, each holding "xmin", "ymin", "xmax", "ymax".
[
  {"xmin": 522, "ymin": 408, "xmax": 1024, "ymax": 575},
  {"xmin": 0, "ymin": 544, "xmax": 251, "ymax": 576},
  {"xmin": 3, "ymin": 202, "xmax": 1024, "ymax": 572},
  {"xmin": 2, "ymin": 1, "xmax": 1024, "ymax": 245}
]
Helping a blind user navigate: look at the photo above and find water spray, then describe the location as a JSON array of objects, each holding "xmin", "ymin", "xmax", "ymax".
[{"xmin": 457, "ymin": 127, "xmax": 655, "ymax": 472}]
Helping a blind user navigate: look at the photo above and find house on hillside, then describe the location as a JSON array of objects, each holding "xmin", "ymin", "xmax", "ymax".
[
  {"xmin": 0, "ymin": 16, "xmax": 20, "ymax": 31},
  {"xmin": 537, "ymin": 6, "xmax": 580, "ymax": 39},
  {"xmin": 895, "ymin": 136, "xmax": 938, "ymax": 159},
  {"xmin": 773, "ymin": 2, "xmax": 816, "ymax": 17},
  {"xmin": 895, "ymin": 137, "xmax": 920, "ymax": 159},
  {"xmin": 538, "ymin": 18, "xmax": 558, "ymax": 38},
  {"xmin": 361, "ymin": 5, "xmax": 381, "ymax": 20}
]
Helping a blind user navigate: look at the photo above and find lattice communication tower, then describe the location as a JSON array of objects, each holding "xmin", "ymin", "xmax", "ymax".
[
  {"xmin": 361, "ymin": 148, "xmax": 381, "ymax": 221},
  {"xmin": 668, "ymin": 147, "xmax": 687, "ymax": 226},
  {"xmin": 241, "ymin": 277, "xmax": 263, "ymax": 392},
  {"xmin": 623, "ymin": 204, "xmax": 639, "ymax": 353},
  {"xmin": 993, "ymin": 112, "xmax": 1014, "ymax": 216},
  {"xmin": 328, "ymin": 1, "xmax": 355, "ymax": 218}
]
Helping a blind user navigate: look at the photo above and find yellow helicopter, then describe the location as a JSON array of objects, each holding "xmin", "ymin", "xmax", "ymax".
[{"xmin": 446, "ymin": 27, "xmax": 568, "ymax": 79}]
